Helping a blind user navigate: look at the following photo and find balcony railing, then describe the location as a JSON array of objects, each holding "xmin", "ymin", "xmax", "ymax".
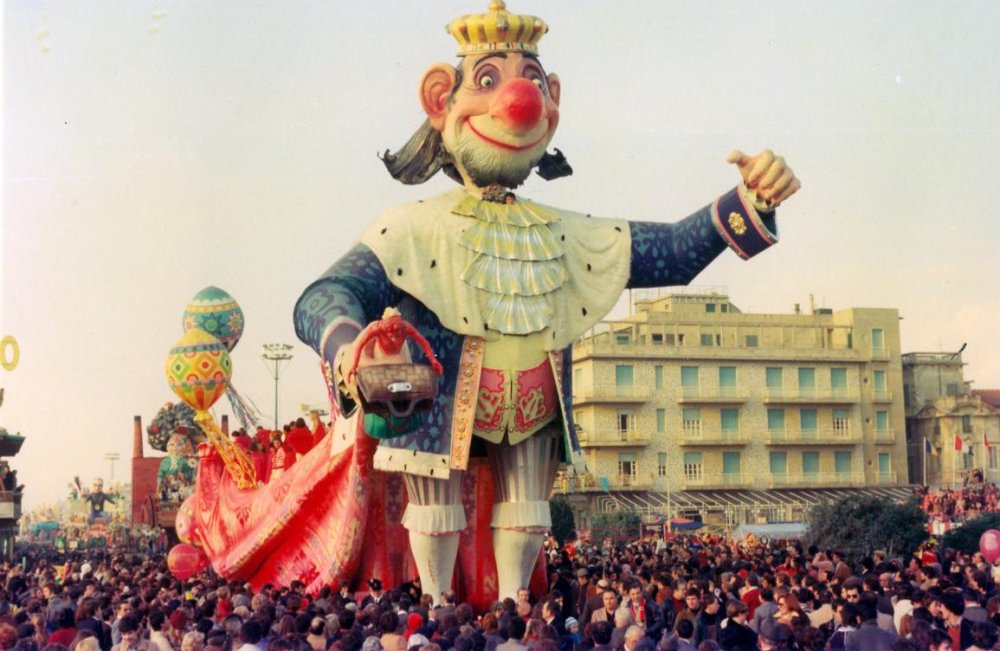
[
  {"xmin": 556, "ymin": 473, "xmax": 653, "ymax": 493},
  {"xmin": 577, "ymin": 428, "xmax": 652, "ymax": 447},
  {"xmin": 871, "ymin": 347, "xmax": 891, "ymax": 361},
  {"xmin": 681, "ymin": 472, "xmax": 752, "ymax": 489},
  {"xmin": 876, "ymin": 471, "xmax": 898, "ymax": 485},
  {"xmin": 874, "ymin": 429, "xmax": 896, "ymax": 444},
  {"xmin": 767, "ymin": 471, "xmax": 865, "ymax": 488},
  {"xmin": 767, "ymin": 427, "xmax": 861, "ymax": 444},
  {"xmin": 763, "ymin": 387, "xmax": 858, "ymax": 403},
  {"xmin": 872, "ymin": 390, "xmax": 893, "ymax": 403},
  {"xmin": 679, "ymin": 427, "xmax": 752, "ymax": 445},
  {"xmin": 572, "ymin": 385, "xmax": 650, "ymax": 404},
  {"xmin": 677, "ymin": 386, "xmax": 749, "ymax": 403}
]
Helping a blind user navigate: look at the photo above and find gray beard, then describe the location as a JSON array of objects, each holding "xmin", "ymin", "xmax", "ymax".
[{"xmin": 454, "ymin": 138, "xmax": 542, "ymax": 189}]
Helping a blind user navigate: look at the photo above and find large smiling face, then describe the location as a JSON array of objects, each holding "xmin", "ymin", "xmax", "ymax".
[{"xmin": 421, "ymin": 52, "xmax": 561, "ymax": 190}]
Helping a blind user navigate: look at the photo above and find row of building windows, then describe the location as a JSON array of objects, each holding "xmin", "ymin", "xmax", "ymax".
[
  {"xmin": 614, "ymin": 450, "xmax": 893, "ymax": 480},
  {"xmin": 605, "ymin": 365, "xmax": 889, "ymax": 393},
  {"xmin": 608, "ymin": 327, "xmax": 886, "ymax": 352},
  {"xmin": 607, "ymin": 406, "xmax": 892, "ymax": 434},
  {"xmin": 931, "ymin": 415, "xmax": 981, "ymax": 435}
]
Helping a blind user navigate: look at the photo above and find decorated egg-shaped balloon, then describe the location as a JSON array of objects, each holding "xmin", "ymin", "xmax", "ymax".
[
  {"xmin": 165, "ymin": 329, "xmax": 232, "ymax": 412},
  {"xmin": 182, "ymin": 286, "xmax": 244, "ymax": 352},
  {"xmin": 167, "ymin": 543, "xmax": 209, "ymax": 581},
  {"xmin": 174, "ymin": 495, "xmax": 199, "ymax": 545}
]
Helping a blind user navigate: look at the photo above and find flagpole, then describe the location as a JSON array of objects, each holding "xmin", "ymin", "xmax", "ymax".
[
  {"xmin": 954, "ymin": 437, "xmax": 958, "ymax": 488},
  {"xmin": 923, "ymin": 438, "xmax": 928, "ymax": 486}
]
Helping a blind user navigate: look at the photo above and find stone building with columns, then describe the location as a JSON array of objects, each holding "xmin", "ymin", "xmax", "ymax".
[{"xmin": 903, "ymin": 351, "xmax": 1000, "ymax": 486}]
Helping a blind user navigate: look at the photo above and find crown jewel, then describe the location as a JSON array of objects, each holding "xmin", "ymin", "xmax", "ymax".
[{"xmin": 446, "ymin": 1, "xmax": 548, "ymax": 56}]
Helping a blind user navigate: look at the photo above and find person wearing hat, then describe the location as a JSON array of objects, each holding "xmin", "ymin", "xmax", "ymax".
[
  {"xmin": 757, "ymin": 619, "xmax": 794, "ymax": 651},
  {"xmin": 574, "ymin": 568, "xmax": 598, "ymax": 623},
  {"xmin": 295, "ymin": 0, "xmax": 800, "ymax": 604},
  {"xmin": 362, "ymin": 578, "xmax": 387, "ymax": 609}
]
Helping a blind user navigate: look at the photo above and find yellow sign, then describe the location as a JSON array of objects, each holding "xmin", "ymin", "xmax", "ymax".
[{"xmin": 0, "ymin": 336, "xmax": 18, "ymax": 372}]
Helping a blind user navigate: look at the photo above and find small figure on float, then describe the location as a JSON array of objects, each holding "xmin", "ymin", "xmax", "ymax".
[
  {"xmin": 158, "ymin": 432, "xmax": 197, "ymax": 502},
  {"xmin": 294, "ymin": 0, "xmax": 800, "ymax": 601},
  {"xmin": 81, "ymin": 478, "xmax": 119, "ymax": 525}
]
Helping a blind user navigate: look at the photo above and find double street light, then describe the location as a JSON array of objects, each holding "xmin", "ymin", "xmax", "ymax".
[{"xmin": 261, "ymin": 343, "xmax": 294, "ymax": 430}]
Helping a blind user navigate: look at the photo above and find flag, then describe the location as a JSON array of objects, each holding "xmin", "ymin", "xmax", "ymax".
[
  {"xmin": 956, "ymin": 435, "xmax": 964, "ymax": 452},
  {"xmin": 926, "ymin": 437, "xmax": 938, "ymax": 456},
  {"xmin": 985, "ymin": 433, "xmax": 991, "ymax": 450}
]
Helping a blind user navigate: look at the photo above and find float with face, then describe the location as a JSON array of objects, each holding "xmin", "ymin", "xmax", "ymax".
[{"xmin": 187, "ymin": 1, "xmax": 800, "ymax": 604}]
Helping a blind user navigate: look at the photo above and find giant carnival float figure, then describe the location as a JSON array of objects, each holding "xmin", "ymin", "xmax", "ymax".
[{"xmin": 182, "ymin": 1, "xmax": 800, "ymax": 606}]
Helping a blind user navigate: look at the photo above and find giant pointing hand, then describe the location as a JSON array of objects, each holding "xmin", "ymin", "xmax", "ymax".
[{"xmin": 727, "ymin": 149, "xmax": 801, "ymax": 208}]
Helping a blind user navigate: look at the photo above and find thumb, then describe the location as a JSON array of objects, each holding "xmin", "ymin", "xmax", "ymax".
[{"xmin": 726, "ymin": 149, "xmax": 751, "ymax": 167}]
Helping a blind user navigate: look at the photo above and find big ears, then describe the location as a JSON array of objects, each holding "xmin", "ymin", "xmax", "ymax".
[{"xmin": 420, "ymin": 64, "xmax": 457, "ymax": 132}]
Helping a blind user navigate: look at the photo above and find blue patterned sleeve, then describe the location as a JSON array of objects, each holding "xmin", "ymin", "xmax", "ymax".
[
  {"xmin": 628, "ymin": 187, "xmax": 778, "ymax": 288},
  {"xmin": 293, "ymin": 244, "xmax": 401, "ymax": 362}
]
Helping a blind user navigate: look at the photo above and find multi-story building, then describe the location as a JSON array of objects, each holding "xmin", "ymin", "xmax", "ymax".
[
  {"xmin": 903, "ymin": 352, "xmax": 1000, "ymax": 486},
  {"xmin": 566, "ymin": 290, "xmax": 910, "ymax": 528}
]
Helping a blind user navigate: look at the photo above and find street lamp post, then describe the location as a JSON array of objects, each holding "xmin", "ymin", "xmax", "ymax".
[
  {"xmin": 105, "ymin": 452, "xmax": 120, "ymax": 482},
  {"xmin": 261, "ymin": 343, "xmax": 294, "ymax": 430}
]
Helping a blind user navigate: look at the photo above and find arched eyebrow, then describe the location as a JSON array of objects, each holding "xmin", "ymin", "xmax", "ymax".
[{"xmin": 471, "ymin": 52, "xmax": 508, "ymax": 71}]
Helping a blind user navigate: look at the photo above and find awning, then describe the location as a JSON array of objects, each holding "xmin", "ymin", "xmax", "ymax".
[{"xmin": 598, "ymin": 485, "xmax": 918, "ymax": 514}]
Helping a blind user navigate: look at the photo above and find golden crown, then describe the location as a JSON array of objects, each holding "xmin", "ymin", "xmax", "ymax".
[{"xmin": 446, "ymin": 1, "xmax": 548, "ymax": 56}]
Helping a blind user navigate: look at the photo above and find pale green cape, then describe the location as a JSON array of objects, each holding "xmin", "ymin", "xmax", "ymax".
[{"xmin": 359, "ymin": 188, "xmax": 631, "ymax": 350}]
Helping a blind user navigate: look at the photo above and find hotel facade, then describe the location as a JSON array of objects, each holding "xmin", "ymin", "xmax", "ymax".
[{"xmin": 564, "ymin": 291, "xmax": 910, "ymax": 529}]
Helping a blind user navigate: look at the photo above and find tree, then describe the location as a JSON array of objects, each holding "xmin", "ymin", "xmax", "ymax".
[
  {"xmin": 590, "ymin": 510, "xmax": 641, "ymax": 547},
  {"xmin": 942, "ymin": 512, "xmax": 1000, "ymax": 553},
  {"xmin": 804, "ymin": 495, "xmax": 927, "ymax": 563},
  {"xmin": 549, "ymin": 497, "xmax": 577, "ymax": 545}
]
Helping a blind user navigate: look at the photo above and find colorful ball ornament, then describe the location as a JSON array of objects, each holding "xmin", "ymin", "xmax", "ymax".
[
  {"xmin": 167, "ymin": 543, "xmax": 208, "ymax": 581},
  {"xmin": 165, "ymin": 329, "xmax": 232, "ymax": 412},
  {"xmin": 980, "ymin": 529, "xmax": 1000, "ymax": 564},
  {"xmin": 182, "ymin": 286, "xmax": 245, "ymax": 352},
  {"xmin": 175, "ymin": 495, "xmax": 198, "ymax": 545}
]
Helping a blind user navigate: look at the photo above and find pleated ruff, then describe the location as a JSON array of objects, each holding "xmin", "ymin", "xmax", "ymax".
[
  {"xmin": 460, "ymin": 254, "xmax": 568, "ymax": 296},
  {"xmin": 459, "ymin": 220, "xmax": 564, "ymax": 261},
  {"xmin": 454, "ymin": 196, "xmax": 568, "ymax": 336},
  {"xmin": 402, "ymin": 471, "xmax": 467, "ymax": 534},
  {"xmin": 452, "ymin": 195, "xmax": 558, "ymax": 228}
]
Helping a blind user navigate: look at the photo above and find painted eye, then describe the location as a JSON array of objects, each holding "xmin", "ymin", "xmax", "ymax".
[
  {"xmin": 531, "ymin": 77, "xmax": 545, "ymax": 90},
  {"xmin": 478, "ymin": 74, "xmax": 496, "ymax": 89}
]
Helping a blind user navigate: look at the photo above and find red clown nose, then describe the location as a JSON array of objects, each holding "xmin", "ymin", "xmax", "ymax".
[{"xmin": 492, "ymin": 78, "xmax": 544, "ymax": 133}]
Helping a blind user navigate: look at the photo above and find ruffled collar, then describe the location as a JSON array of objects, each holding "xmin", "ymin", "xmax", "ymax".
[{"xmin": 453, "ymin": 193, "xmax": 568, "ymax": 335}]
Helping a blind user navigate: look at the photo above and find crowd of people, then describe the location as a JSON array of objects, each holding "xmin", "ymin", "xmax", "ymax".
[
  {"xmin": 1, "ymin": 526, "xmax": 1000, "ymax": 651},
  {"xmin": 227, "ymin": 414, "xmax": 328, "ymax": 485},
  {"xmin": 916, "ymin": 483, "xmax": 1000, "ymax": 526}
]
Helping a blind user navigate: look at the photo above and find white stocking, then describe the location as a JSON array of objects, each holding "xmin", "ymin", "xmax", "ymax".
[{"xmin": 402, "ymin": 473, "xmax": 466, "ymax": 606}]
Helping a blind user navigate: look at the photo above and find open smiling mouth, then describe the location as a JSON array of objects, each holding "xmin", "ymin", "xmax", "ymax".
[{"xmin": 466, "ymin": 119, "xmax": 549, "ymax": 152}]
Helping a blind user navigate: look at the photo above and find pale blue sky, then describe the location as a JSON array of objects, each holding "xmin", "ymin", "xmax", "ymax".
[{"xmin": 3, "ymin": 1, "xmax": 999, "ymax": 509}]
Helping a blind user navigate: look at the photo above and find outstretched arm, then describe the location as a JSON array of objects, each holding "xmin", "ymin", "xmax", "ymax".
[{"xmin": 629, "ymin": 149, "xmax": 799, "ymax": 288}]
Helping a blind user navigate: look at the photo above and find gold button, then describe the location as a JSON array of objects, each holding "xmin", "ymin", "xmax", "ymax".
[{"xmin": 728, "ymin": 212, "xmax": 748, "ymax": 235}]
